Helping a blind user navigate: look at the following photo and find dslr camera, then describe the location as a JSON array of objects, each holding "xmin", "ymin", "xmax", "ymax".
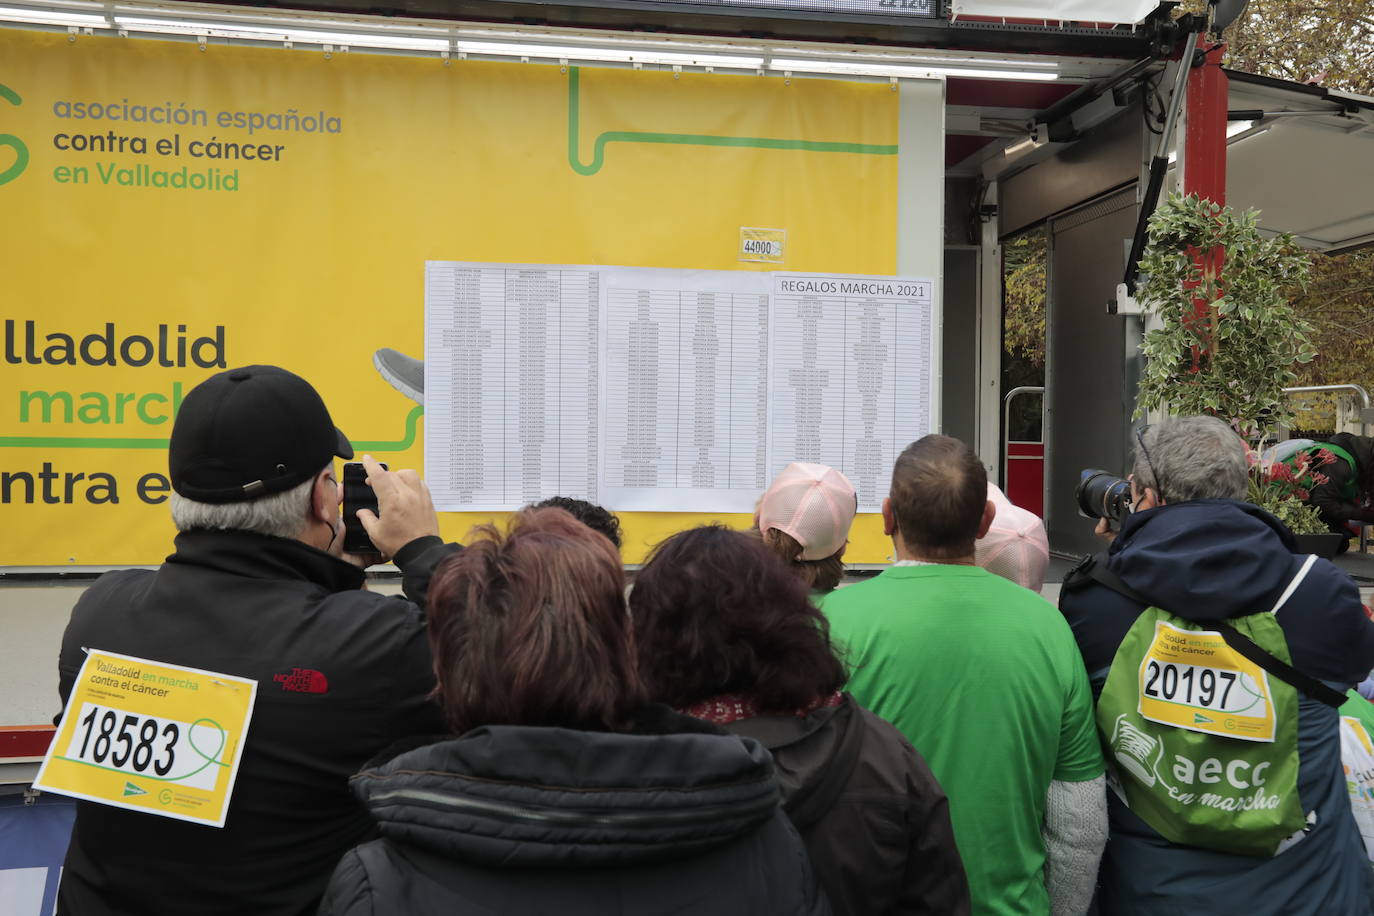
[{"xmin": 1075, "ymin": 469, "xmax": 1133, "ymax": 525}]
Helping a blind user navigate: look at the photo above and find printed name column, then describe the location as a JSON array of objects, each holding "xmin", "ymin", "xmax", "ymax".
[
  {"xmin": 503, "ymin": 269, "xmax": 563, "ymax": 505},
  {"xmin": 601, "ymin": 287, "xmax": 680, "ymax": 496},
  {"xmin": 677, "ymin": 292, "xmax": 732, "ymax": 490},
  {"xmin": 728, "ymin": 292, "xmax": 770, "ymax": 491},
  {"xmin": 892, "ymin": 280, "xmax": 935, "ymax": 485},
  {"xmin": 768, "ymin": 284, "xmax": 847, "ymax": 477},
  {"xmin": 843, "ymin": 294, "xmax": 898, "ymax": 507},
  {"xmin": 558, "ymin": 269, "xmax": 600, "ymax": 501},
  {"xmin": 424, "ymin": 263, "xmax": 507, "ymax": 509}
]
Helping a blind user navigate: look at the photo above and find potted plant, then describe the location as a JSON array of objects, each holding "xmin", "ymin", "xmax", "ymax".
[
  {"xmin": 1247, "ymin": 446, "xmax": 1344, "ymax": 554},
  {"xmin": 1134, "ymin": 193, "xmax": 1331, "ymax": 548}
]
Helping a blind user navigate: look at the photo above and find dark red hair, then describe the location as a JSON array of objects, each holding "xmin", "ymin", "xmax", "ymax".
[
  {"xmin": 629, "ymin": 525, "xmax": 847, "ymax": 712},
  {"xmin": 426, "ymin": 507, "xmax": 646, "ymax": 734}
]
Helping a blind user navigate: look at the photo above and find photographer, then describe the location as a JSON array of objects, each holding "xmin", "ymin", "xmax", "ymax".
[
  {"xmin": 1060, "ymin": 416, "xmax": 1374, "ymax": 915},
  {"xmin": 54, "ymin": 365, "xmax": 459, "ymax": 916}
]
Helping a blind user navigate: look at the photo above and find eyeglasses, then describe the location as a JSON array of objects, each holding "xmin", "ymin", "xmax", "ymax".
[{"xmin": 1135, "ymin": 424, "xmax": 1160, "ymax": 499}]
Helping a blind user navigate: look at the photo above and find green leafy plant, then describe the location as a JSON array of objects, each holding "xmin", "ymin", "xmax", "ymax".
[
  {"xmin": 1136, "ymin": 193, "xmax": 1315, "ymax": 441},
  {"xmin": 1136, "ymin": 193, "xmax": 1322, "ymax": 531}
]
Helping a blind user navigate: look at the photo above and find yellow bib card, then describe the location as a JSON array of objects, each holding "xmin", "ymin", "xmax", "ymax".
[
  {"xmin": 1137, "ymin": 621, "xmax": 1276, "ymax": 743},
  {"xmin": 33, "ymin": 650, "xmax": 257, "ymax": 827}
]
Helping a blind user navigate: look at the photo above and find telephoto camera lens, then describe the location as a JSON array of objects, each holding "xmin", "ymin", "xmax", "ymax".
[{"xmin": 1075, "ymin": 469, "xmax": 1133, "ymax": 524}]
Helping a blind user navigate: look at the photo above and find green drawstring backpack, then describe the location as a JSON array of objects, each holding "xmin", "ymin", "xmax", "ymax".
[{"xmin": 1085, "ymin": 554, "xmax": 1346, "ymax": 856}]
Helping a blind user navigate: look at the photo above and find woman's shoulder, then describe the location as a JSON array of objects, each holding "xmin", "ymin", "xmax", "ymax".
[{"xmin": 849, "ymin": 700, "xmax": 943, "ymax": 794}]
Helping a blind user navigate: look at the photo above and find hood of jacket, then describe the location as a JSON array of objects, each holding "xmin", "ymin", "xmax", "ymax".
[
  {"xmin": 350, "ymin": 708, "xmax": 780, "ymax": 869},
  {"xmin": 720, "ymin": 695, "xmax": 861, "ymax": 827},
  {"xmin": 1107, "ymin": 498, "xmax": 1303, "ymax": 621}
]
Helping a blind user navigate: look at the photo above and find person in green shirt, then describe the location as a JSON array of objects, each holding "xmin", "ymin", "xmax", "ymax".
[{"xmin": 821, "ymin": 434, "xmax": 1105, "ymax": 916}]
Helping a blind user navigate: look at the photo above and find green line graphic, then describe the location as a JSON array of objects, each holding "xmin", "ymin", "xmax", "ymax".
[
  {"xmin": 351, "ymin": 405, "xmax": 424, "ymax": 451},
  {"xmin": 566, "ymin": 66, "xmax": 898, "ymax": 176},
  {"xmin": 1, "ymin": 405, "xmax": 424, "ymax": 452},
  {"xmin": 0, "ymin": 435, "xmax": 170, "ymax": 449}
]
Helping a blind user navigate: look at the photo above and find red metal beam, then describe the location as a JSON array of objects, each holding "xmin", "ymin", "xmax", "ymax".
[
  {"xmin": 0, "ymin": 725, "xmax": 55, "ymax": 759},
  {"xmin": 1183, "ymin": 42, "xmax": 1228, "ymax": 204},
  {"xmin": 1183, "ymin": 42, "xmax": 1228, "ymax": 366}
]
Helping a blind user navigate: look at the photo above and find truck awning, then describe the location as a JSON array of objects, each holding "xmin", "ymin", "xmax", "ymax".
[{"xmin": 1221, "ymin": 70, "xmax": 1374, "ymax": 252}]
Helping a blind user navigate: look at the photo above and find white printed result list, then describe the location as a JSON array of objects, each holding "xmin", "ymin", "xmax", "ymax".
[{"xmin": 423, "ymin": 262, "xmax": 934, "ymax": 514}]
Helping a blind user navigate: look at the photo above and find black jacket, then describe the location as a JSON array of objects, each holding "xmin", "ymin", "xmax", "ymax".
[
  {"xmin": 1307, "ymin": 433, "xmax": 1374, "ymax": 532},
  {"xmin": 319, "ymin": 707, "xmax": 832, "ymax": 916},
  {"xmin": 722, "ymin": 695, "xmax": 971, "ymax": 916},
  {"xmin": 55, "ymin": 530, "xmax": 459, "ymax": 916}
]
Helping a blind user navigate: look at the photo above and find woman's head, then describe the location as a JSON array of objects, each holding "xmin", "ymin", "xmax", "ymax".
[
  {"xmin": 630, "ymin": 525, "xmax": 847, "ymax": 712},
  {"xmin": 426, "ymin": 507, "xmax": 646, "ymax": 734},
  {"xmin": 755, "ymin": 462, "xmax": 857, "ymax": 592}
]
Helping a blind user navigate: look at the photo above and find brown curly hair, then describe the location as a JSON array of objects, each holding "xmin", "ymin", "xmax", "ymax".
[{"xmin": 629, "ymin": 525, "xmax": 847, "ymax": 712}]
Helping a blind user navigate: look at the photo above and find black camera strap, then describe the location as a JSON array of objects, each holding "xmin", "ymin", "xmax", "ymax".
[{"xmin": 1080, "ymin": 553, "xmax": 1347, "ymax": 709}]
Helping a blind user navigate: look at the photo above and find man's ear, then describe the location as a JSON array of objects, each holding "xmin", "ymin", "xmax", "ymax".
[
  {"xmin": 308, "ymin": 469, "xmax": 336, "ymax": 526},
  {"xmin": 976, "ymin": 499, "xmax": 996, "ymax": 540},
  {"xmin": 882, "ymin": 498, "xmax": 895, "ymax": 537},
  {"xmin": 1136, "ymin": 488, "xmax": 1162, "ymax": 511}
]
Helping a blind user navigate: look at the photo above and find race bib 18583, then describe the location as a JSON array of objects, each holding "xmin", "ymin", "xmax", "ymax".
[
  {"xmin": 1137, "ymin": 621, "xmax": 1276, "ymax": 743},
  {"xmin": 33, "ymin": 650, "xmax": 257, "ymax": 827}
]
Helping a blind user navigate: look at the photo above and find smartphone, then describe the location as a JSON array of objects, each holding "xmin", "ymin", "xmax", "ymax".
[{"xmin": 342, "ymin": 461, "xmax": 386, "ymax": 555}]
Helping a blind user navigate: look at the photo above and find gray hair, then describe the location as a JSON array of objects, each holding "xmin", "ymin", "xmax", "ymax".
[
  {"xmin": 1132, "ymin": 416, "xmax": 1247, "ymax": 503},
  {"xmin": 170, "ymin": 474, "xmax": 317, "ymax": 539}
]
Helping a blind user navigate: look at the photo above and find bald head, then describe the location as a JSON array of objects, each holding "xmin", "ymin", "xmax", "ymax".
[{"xmin": 887, "ymin": 435, "xmax": 989, "ymax": 560}]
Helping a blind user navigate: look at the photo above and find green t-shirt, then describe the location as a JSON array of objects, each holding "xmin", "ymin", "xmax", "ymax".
[{"xmin": 821, "ymin": 564, "xmax": 1103, "ymax": 916}]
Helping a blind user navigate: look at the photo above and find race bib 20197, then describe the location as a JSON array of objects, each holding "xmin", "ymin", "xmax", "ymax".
[
  {"xmin": 1138, "ymin": 621, "xmax": 1276, "ymax": 743},
  {"xmin": 33, "ymin": 650, "xmax": 257, "ymax": 828}
]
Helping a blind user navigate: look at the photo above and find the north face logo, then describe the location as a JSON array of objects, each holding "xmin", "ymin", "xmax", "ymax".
[{"xmin": 274, "ymin": 668, "xmax": 329, "ymax": 694}]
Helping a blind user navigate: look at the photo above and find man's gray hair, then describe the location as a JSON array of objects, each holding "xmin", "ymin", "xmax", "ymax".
[
  {"xmin": 170, "ymin": 474, "xmax": 316, "ymax": 539},
  {"xmin": 1132, "ymin": 415, "xmax": 1248, "ymax": 503}
]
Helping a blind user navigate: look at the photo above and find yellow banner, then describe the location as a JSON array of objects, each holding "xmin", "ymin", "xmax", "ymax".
[
  {"xmin": 0, "ymin": 28, "xmax": 899, "ymax": 565},
  {"xmin": 32, "ymin": 650, "xmax": 257, "ymax": 827}
]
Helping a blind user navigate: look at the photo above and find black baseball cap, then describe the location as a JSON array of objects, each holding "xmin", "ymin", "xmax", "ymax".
[{"xmin": 169, "ymin": 365, "xmax": 354, "ymax": 503}]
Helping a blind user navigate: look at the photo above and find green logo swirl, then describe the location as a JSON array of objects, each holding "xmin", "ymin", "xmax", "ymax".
[{"xmin": 0, "ymin": 83, "xmax": 30, "ymax": 187}]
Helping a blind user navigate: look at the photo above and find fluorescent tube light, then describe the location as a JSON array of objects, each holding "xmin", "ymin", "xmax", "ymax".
[
  {"xmin": 0, "ymin": 4, "xmax": 108, "ymax": 26},
  {"xmin": 112, "ymin": 16, "xmax": 451, "ymax": 50},
  {"xmin": 1166, "ymin": 120, "xmax": 1266, "ymax": 163},
  {"xmin": 772, "ymin": 48, "xmax": 1059, "ymax": 71},
  {"xmin": 456, "ymin": 40, "xmax": 763, "ymax": 69},
  {"xmin": 768, "ymin": 57, "xmax": 1059, "ymax": 81}
]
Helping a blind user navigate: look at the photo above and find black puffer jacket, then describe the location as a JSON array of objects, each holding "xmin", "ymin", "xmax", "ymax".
[
  {"xmin": 722, "ymin": 695, "xmax": 970, "ymax": 916},
  {"xmin": 319, "ymin": 708, "xmax": 831, "ymax": 916}
]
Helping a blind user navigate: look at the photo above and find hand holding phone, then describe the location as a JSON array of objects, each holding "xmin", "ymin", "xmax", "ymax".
[
  {"xmin": 342, "ymin": 461, "xmax": 386, "ymax": 555},
  {"xmin": 352, "ymin": 455, "xmax": 441, "ymax": 560}
]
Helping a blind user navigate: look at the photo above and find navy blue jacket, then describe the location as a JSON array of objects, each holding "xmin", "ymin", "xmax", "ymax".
[{"xmin": 1060, "ymin": 498, "xmax": 1374, "ymax": 915}]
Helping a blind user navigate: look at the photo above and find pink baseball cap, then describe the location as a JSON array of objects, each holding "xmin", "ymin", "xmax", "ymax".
[
  {"xmin": 976, "ymin": 483, "xmax": 1050, "ymax": 592},
  {"xmin": 757, "ymin": 463, "xmax": 858, "ymax": 561}
]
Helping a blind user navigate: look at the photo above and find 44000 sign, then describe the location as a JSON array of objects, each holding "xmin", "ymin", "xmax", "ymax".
[{"xmin": 33, "ymin": 651, "xmax": 257, "ymax": 827}]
